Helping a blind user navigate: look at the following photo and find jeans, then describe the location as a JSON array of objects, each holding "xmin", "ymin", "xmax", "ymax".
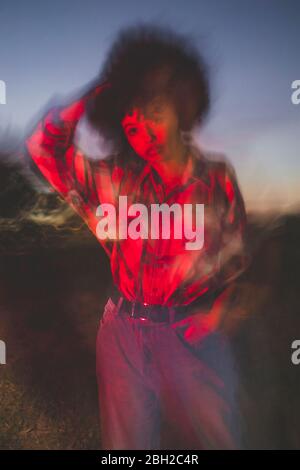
[{"xmin": 96, "ymin": 295, "xmax": 243, "ymax": 450}]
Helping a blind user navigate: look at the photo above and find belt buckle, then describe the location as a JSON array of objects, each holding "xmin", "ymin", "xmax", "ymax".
[
  {"xmin": 131, "ymin": 301, "xmax": 153, "ymax": 321},
  {"xmin": 131, "ymin": 300, "xmax": 171, "ymax": 323},
  {"xmin": 140, "ymin": 302, "xmax": 152, "ymax": 321},
  {"xmin": 130, "ymin": 300, "xmax": 148, "ymax": 320}
]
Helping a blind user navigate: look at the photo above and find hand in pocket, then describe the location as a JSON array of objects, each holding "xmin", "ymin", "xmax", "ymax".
[{"xmin": 172, "ymin": 313, "xmax": 216, "ymax": 346}]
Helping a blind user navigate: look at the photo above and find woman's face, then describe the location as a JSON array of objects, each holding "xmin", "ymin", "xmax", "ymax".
[{"xmin": 121, "ymin": 96, "xmax": 181, "ymax": 162}]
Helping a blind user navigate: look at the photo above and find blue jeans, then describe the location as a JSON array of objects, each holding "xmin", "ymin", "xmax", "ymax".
[{"xmin": 96, "ymin": 296, "xmax": 243, "ymax": 450}]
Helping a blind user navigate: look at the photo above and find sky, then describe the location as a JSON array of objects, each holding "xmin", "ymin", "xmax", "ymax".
[{"xmin": 0, "ymin": 0, "xmax": 299, "ymax": 213}]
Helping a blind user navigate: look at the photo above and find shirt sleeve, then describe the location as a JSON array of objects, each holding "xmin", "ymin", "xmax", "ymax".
[
  {"xmin": 23, "ymin": 91, "xmax": 105, "ymax": 221},
  {"xmin": 24, "ymin": 83, "xmax": 109, "ymax": 201},
  {"xmin": 24, "ymin": 98, "xmax": 86, "ymax": 193},
  {"xmin": 214, "ymin": 161, "xmax": 251, "ymax": 288}
]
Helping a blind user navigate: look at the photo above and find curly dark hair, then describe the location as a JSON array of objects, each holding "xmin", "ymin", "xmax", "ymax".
[{"xmin": 86, "ymin": 23, "xmax": 211, "ymax": 164}]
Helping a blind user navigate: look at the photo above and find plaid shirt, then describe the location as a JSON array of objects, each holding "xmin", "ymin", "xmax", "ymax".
[{"xmin": 25, "ymin": 93, "xmax": 249, "ymax": 306}]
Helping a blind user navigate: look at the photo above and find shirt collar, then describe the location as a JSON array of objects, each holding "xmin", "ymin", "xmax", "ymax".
[
  {"xmin": 188, "ymin": 145, "xmax": 211, "ymax": 187},
  {"xmin": 136, "ymin": 144, "xmax": 212, "ymax": 189}
]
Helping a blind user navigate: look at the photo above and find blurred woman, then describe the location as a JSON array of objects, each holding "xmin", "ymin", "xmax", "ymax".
[{"xmin": 25, "ymin": 24, "xmax": 250, "ymax": 450}]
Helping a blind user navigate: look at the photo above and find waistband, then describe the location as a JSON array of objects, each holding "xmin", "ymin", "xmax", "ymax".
[{"xmin": 110, "ymin": 284, "xmax": 226, "ymax": 323}]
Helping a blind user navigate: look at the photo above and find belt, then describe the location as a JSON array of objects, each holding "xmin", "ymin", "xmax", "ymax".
[{"xmin": 110, "ymin": 284, "xmax": 226, "ymax": 324}]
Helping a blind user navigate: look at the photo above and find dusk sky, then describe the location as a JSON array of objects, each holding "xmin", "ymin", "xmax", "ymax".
[{"xmin": 0, "ymin": 0, "xmax": 299, "ymax": 213}]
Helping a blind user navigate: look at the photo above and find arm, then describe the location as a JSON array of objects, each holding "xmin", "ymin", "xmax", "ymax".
[
  {"xmin": 173, "ymin": 162, "xmax": 251, "ymax": 343},
  {"xmin": 215, "ymin": 161, "xmax": 251, "ymax": 288},
  {"xmin": 24, "ymin": 83, "xmax": 107, "ymax": 200},
  {"xmin": 198, "ymin": 162, "xmax": 251, "ymax": 332}
]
